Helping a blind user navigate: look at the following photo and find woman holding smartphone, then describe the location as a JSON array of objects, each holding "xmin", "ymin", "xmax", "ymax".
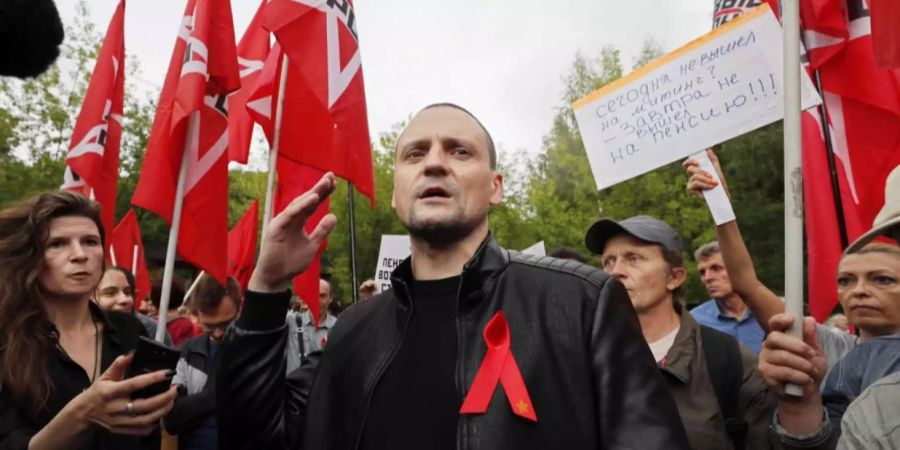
[{"xmin": 0, "ymin": 191, "xmax": 176, "ymax": 449}]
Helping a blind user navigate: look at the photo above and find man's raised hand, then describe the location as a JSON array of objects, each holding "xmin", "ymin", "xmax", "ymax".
[{"xmin": 249, "ymin": 172, "xmax": 338, "ymax": 293}]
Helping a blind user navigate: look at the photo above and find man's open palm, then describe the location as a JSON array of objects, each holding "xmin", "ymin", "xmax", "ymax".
[{"xmin": 249, "ymin": 173, "xmax": 338, "ymax": 293}]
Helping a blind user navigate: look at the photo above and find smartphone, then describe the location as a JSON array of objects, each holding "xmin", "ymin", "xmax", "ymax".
[{"xmin": 124, "ymin": 336, "xmax": 180, "ymax": 399}]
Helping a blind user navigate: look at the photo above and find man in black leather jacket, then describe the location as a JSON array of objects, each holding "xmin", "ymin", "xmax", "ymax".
[{"xmin": 216, "ymin": 103, "xmax": 690, "ymax": 450}]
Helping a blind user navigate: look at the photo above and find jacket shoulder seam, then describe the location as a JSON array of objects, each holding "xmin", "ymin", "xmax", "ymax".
[{"xmin": 508, "ymin": 251, "xmax": 611, "ymax": 289}]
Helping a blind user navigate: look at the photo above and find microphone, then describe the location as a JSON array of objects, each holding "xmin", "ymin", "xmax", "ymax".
[{"xmin": 0, "ymin": 0, "xmax": 65, "ymax": 78}]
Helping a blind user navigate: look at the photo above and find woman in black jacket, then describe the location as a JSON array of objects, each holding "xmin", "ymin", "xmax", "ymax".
[{"xmin": 0, "ymin": 191, "xmax": 176, "ymax": 449}]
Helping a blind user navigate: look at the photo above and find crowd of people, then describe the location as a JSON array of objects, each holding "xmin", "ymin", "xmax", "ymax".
[{"xmin": 0, "ymin": 104, "xmax": 896, "ymax": 449}]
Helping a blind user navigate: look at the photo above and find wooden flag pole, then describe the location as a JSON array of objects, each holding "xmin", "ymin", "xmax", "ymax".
[
  {"xmin": 131, "ymin": 244, "xmax": 139, "ymax": 276},
  {"xmin": 263, "ymin": 52, "xmax": 290, "ymax": 231},
  {"xmin": 156, "ymin": 111, "xmax": 199, "ymax": 343},
  {"xmin": 348, "ymin": 183, "xmax": 359, "ymax": 303},
  {"xmin": 783, "ymin": 0, "xmax": 805, "ymax": 397}
]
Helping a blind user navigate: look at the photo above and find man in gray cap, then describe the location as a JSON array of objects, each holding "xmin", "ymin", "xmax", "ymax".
[{"xmin": 585, "ymin": 215, "xmax": 774, "ymax": 450}]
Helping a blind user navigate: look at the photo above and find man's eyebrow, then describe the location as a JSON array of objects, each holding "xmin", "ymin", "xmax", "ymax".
[
  {"xmin": 398, "ymin": 137, "xmax": 431, "ymax": 153},
  {"xmin": 440, "ymin": 136, "xmax": 478, "ymax": 150}
]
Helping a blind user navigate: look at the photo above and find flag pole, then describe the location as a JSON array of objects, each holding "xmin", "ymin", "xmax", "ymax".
[
  {"xmin": 131, "ymin": 244, "xmax": 139, "ymax": 276},
  {"xmin": 184, "ymin": 270, "xmax": 205, "ymax": 303},
  {"xmin": 348, "ymin": 183, "xmax": 359, "ymax": 303},
  {"xmin": 263, "ymin": 52, "xmax": 290, "ymax": 231},
  {"xmin": 783, "ymin": 0, "xmax": 805, "ymax": 397},
  {"xmin": 109, "ymin": 244, "xmax": 118, "ymax": 266},
  {"xmin": 156, "ymin": 111, "xmax": 199, "ymax": 344},
  {"xmin": 811, "ymin": 71, "xmax": 850, "ymax": 249}
]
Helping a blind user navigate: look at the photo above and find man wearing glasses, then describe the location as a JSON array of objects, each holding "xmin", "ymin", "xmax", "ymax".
[{"xmin": 164, "ymin": 275, "xmax": 242, "ymax": 450}]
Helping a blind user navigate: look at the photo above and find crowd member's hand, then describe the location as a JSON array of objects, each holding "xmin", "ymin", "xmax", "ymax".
[
  {"xmin": 359, "ymin": 279, "xmax": 376, "ymax": 292},
  {"xmin": 249, "ymin": 172, "xmax": 337, "ymax": 293},
  {"xmin": 75, "ymin": 354, "xmax": 177, "ymax": 436},
  {"xmin": 683, "ymin": 148, "xmax": 730, "ymax": 198},
  {"xmin": 758, "ymin": 313, "xmax": 828, "ymax": 434}
]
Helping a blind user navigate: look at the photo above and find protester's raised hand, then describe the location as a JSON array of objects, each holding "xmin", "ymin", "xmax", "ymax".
[
  {"xmin": 683, "ymin": 149, "xmax": 729, "ymax": 198},
  {"xmin": 250, "ymin": 172, "xmax": 338, "ymax": 293},
  {"xmin": 76, "ymin": 354, "xmax": 177, "ymax": 436},
  {"xmin": 758, "ymin": 313, "xmax": 827, "ymax": 398}
]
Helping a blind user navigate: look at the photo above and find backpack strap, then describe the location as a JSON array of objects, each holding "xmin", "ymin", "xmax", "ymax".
[{"xmin": 700, "ymin": 325, "xmax": 748, "ymax": 450}]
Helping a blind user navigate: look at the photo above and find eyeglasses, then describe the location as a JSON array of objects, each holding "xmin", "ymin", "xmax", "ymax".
[{"xmin": 199, "ymin": 318, "xmax": 236, "ymax": 332}]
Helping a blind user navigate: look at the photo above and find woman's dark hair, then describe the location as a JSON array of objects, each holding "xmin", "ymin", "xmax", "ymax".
[
  {"xmin": 101, "ymin": 266, "xmax": 136, "ymax": 313},
  {"xmin": 0, "ymin": 191, "xmax": 104, "ymax": 418},
  {"xmin": 151, "ymin": 276, "xmax": 185, "ymax": 311},
  {"xmin": 105, "ymin": 266, "xmax": 136, "ymax": 295}
]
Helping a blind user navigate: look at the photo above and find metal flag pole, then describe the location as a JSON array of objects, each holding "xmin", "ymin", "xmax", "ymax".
[
  {"xmin": 263, "ymin": 52, "xmax": 290, "ymax": 232},
  {"xmin": 811, "ymin": 71, "xmax": 850, "ymax": 249},
  {"xmin": 156, "ymin": 111, "xmax": 199, "ymax": 343},
  {"xmin": 783, "ymin": 0, "xmax": 805, "ymax": 397},
  {"xmin": 348, "ymin": 183, "xmax": 359, "ymax": 303}
]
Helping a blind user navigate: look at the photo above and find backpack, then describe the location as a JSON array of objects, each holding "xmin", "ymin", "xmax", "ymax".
[{"xmin": 699, "ymin": 325, "xmax": 749, "ymax": 450}]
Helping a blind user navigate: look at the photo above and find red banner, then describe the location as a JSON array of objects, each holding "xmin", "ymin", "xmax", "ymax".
[
  {"xmin": 108, "ymin": 209, "xmax": 151, "ymax": 309},
  {"xmin": 262, "ymin": 0, "xmax": 375, "ymax": 204},
  {"xmin": 227, "ymin": 200, "xmax": 259, "ymax": 292},
  {"xmin": 63, "ymin": 0, "xmax": 125, "ymax": 236},
  {"xmin": 132, "ymin": 0, "xmax": 240, "ymax": 284}
]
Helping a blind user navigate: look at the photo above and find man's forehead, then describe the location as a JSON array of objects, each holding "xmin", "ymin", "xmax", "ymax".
[
  {"xmin": 398, "ymin": 107, "xmax": 488, "ymax": 146},
  {"xmin": 602, "ymin": 233, "xmax": 662, "ymax": 255}
]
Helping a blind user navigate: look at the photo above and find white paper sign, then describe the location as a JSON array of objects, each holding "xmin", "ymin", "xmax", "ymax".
[
  {"xmin": 690, "ymin": 151, "xmax": 736, "ymax": 225},
  {"xmin": 521, "ymin": 241, "xmax": 546, "ymax": 256},
  {"xmin": 373, "ymin": 235, "xmax": 411, "ymax": 293},
  {"xmin": 573, "ymin": 4, "xmax": 821, "ymax": 190}
]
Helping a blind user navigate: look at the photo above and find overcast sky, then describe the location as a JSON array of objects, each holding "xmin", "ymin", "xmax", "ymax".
[{"xmin": 55, "ymin": 0, "xmax": 714, "ymax": 163}]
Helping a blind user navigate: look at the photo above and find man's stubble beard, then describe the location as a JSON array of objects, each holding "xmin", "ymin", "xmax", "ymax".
[{"xmin": 404, "ymin": 201, "xmax": 482, "ymax": 248}]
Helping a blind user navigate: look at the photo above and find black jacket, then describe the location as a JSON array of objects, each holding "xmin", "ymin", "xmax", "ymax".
[
  {"xmin": 0, "ymin": 302, "xmax": 148, "ymax": 450},
  {"xmin": 217, "ymin": 235, "xmax": 690, "ymax": 449},
  {"xmin": 163, "ymin": 333, "xmax": 217, "ymax": 439}
]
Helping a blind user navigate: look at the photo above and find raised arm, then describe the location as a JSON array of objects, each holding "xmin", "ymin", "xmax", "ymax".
[
  {"xmin": 215, "ymin": 173, "xmax": 336, "ymax": 450},
  {"xmin": 684, "ymin": 150, "xmax": 785, "ymax": 332}
]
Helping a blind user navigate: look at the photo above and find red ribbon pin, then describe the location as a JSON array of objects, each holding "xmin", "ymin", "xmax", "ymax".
[{"xmin": 460, "ymin": 311, "xmax": 537, "ymax": 422}]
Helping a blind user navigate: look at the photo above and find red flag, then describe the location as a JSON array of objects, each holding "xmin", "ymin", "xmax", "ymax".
[
  {"xmin": 870, "ymin": 0, "xmax": 900, "ymax": 68},
  {"xmin": 245, "ymin": 43, "xmax": 282, "ymax": 145},
  {"xmin": 800, "ymin": 0, "xmax": 900, "ymax": 321},
  {"xmin": 227, "ymin": 0, "xmax": 270, "ymax": 164},
  {"xmin": 262, "ymin": 0, "xmax": 375, "ymax": 204},
  {"xmin": 62, "ymin": 0, "xmax": 125, "ymax": 237},
  {"xmin": 109, "ymin": 209, "xmax": 152, "ymax": 310},
  {"xmin": 227, "ymin": 199, "xmax": 259, "ymax": 292},
  {"xmin": 274, "ymin": 157, "xmax": 329, "ymax": 326},
  {"xmin": 244, "ymin": 44, "xmax": 329, "ymax": 322},
  {"xmin": 132, "ymin": 0, "xmax": 241, "ymax": 285}
]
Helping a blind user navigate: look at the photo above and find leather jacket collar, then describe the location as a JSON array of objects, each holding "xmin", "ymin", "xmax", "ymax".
[{"xmin": 389, "ymin": 232, "xmax": 510, "ymax": 308}]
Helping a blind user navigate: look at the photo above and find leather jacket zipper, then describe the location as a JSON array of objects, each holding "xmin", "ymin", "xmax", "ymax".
[
  {"xmin": 353, "ymin": 280, "xmax": 415, "ymax": 450},
  {"xmin": 455, "ymin": 264, "xmax": 470, "ymax": 450}
]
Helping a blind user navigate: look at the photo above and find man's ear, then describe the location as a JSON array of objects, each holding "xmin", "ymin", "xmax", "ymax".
[
  {"xmin": 489, "ymin": 172, "xmax": 504, "ymax": 206},
  {"xmin": 667, "ymin": 266, "xmax": 687, "ymax": 291}
]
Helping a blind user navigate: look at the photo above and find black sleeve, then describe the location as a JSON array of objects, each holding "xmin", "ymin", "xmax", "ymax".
[
  {"xmin": 0, "ymin": 387, "xmax": 36, "ymax": 450},
  {"xmin": 162, "ymin": 381, "xmax": 216, "ymax": 435},
  {"xmin": 589, "ymin": 277, "xmax": 691, "ymax": 449},
  {"xmin": 216, "ymin": 290, "xmax": 318, "ymax": 450}
]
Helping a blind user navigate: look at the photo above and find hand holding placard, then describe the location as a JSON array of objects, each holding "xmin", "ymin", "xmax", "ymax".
[{"xmin": 686, "ymin": 150, "xmax": 736, "ymax": 225}]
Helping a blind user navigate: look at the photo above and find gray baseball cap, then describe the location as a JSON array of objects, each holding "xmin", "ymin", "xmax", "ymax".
[{"xmin": 585, "ymin": 215, "xmax": 684, "ymax": 255}]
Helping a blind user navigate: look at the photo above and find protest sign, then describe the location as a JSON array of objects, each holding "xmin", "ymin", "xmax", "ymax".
[
  {"xmin": 689, "ymin": 150, "xmax": 736, "ymax": 225},
  {"xmin": 573, "ymin": 4, "xmax": 821, "ymax": 190},
  {"xmin": 374, "ymin": 235, "xmax": 411, "ymax": 293},
  {"xmin": 521, "ymin": 241, "xmax": 546, "ymax": 256}
]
